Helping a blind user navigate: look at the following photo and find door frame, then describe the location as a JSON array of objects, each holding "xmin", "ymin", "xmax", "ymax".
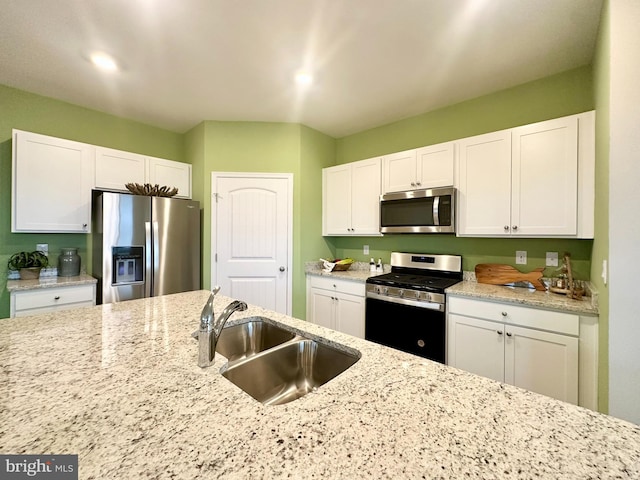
[{"xmin": 211, "ymin": 172, "xmax": 294, "ymax": 315}]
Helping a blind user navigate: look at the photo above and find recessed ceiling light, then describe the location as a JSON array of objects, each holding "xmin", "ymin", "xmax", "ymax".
[
  {"xmin": 90, "ymin": 52, "xmax": 119, "ymax": 72},
  {"xmin": 294, "ymin": 70, "xmax": 313, "ymax": 86}
]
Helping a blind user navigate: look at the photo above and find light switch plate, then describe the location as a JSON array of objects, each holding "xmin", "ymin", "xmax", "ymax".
[
  {"xmin": 546, "ymin": 251, "xmax": 559, "ymax": 267},
  {"xmin": 36, "ymin": 243, "xmax": 48, "ymax": 255},
  {"xmin": 515, "ymin": 250, "xmax": 527, "ymax": 265},
  {"xmin": 363, "ymin": 245, "xmax": 369, "ymax": 255}
]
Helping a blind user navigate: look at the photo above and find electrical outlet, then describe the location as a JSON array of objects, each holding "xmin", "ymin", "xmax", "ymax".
[
  {"xmin": 546, "ymin": 251, "xmax": 559, "ymax": 267},
  {"xmin": 515, "ymin": 250, "xmax": 527, "ymax": 265},
  {"xmin": 363, "ymin": 245, "xmax": 369, "ymax": 255},
  {"xmin": 36, "ymin": 243, "xmax": 48, "ymax": 255}
]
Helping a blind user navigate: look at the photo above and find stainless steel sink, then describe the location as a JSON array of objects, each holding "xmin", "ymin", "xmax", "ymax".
[
  {"xmin": 221, "ymin": 338, "xmax": 360, "ymax": 406},
  {"xmin": 215, "ymin": 318, "xmax": 296, "ymax": 362}
]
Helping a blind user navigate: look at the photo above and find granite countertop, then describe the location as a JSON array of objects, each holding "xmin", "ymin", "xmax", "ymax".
[
  {"xmin": 446, "ymin": 281, "xmax": 599, "ymax": 316},
  {"xmin": 0, "ymin": 290, "xmax": 637, "ymax": 478},
  {"xmin": 6, "ymin": 274, "xmax": 97, "ymax": 292},
  {"xmin": 306, "ymin": 262, "xmax": 598, "ymax": 315}
]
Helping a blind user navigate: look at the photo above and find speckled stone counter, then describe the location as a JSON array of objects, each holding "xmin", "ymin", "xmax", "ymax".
[
  {"xmin": 6, "ymin": 273, "xmax": 97, "ymax": 292},
  {"xmin": 447, "ymin": 281, "xmax": 598, "ymax": 316},
  {"xmin": 305, "ymin": 260, "xmax": 389, "ymax": 283},
  {"xmin": 1, "ymin": 290, "xmax": 637, "ymax": 479}
]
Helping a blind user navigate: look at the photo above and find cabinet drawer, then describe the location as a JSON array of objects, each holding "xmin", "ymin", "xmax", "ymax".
[
  {"xmin": 448, "ymin": 296, "xmax": 579, "ymax": 336},
  {"xmin": 307, "ymin": 276, "xmax": 365, "ymax": 297},
  {"xmin": 14, "ymin": 285, "xmax": 95, "ymax": 311}
]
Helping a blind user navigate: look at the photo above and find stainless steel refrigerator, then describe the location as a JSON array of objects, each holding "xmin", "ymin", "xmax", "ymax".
[{"xmin": 92, "ymin": 192, "xmax": 201, "ymax": 304}]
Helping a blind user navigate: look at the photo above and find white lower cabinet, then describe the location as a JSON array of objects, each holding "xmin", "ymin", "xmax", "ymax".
[
  {"xmin": 447, "ymin": 296, "xmax": 580, "ymax": 405},
  {"xmin": 306, "ymin": 276, "xmax": 365, "ymax": 338},
  {"xmin": 10, "ymin": 284, "xmax": 96, "ymax": 318}
]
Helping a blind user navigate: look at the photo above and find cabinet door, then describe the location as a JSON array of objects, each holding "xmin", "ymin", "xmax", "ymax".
[
  {"xmin": 382, "ymin": 149, "xmax": 417, "ymax": 193},
  {"xmin": 511, "ymin": 116, "xmax": 578, "ymax": 236},
  {"xmin": 334, "ymin": 292, "xmax": 365, "ymax": 338},
  {"xmin": 95, "ymin": 147, "xmax": 146, "ymax": 191},
  {"xmin": 447, "ymin": 314, "xmax": 504, "ymax": 382},
  {"xmin": 146, "ymin": 157, "xmax": 192, "ymax": 199},
  {"xmin": 504, "ymin": 325, "xmax": 578, "ymax": 404},
  {"xmin": 456, "ymin": 131, "xmax": 512, "ymax": 236},
  {"xmin": 12, "ymin": 130, "xmax": 94, "ymax": 233},
  {"xmin": 323, "ymin": 164, "xmax": 352, "ymax": 235},
  {"xmin": 308, "ymin": 288, "xmax": 335, "ymax": 330},
  {"xmin": 350, "ymin": 157, "xmax": 381, "ymax": 235},
  {"xmin": 416, "ymin": 142, "xmax": 454, "ymax": 189}
]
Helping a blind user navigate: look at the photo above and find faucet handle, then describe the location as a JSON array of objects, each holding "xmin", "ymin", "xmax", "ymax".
[
  {"xmin": 200, "ymin": 286, "xmax": 221, "ymax": 330},
  {"xmin": 211, "ymin": 285, "xmax": 221, "ymax": 296}
]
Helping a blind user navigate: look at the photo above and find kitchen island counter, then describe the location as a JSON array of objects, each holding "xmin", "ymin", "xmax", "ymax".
[{"xmin": 1, "ymin": 290, "xmax": 637, "ymax": 478}]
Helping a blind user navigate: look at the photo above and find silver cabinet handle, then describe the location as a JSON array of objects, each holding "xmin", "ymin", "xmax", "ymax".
[
  {"xmin": 506, "ymin": 332, "xmax": 513, "ymax": 337},
  {"xmin": 279, "ymin": 266, "xmax": 285, "ymax": 272},
  {"xmin": 410, "ymin": 182, "xmax": 416, "ymax": 187},
  {"xmin": 501, "ymin": 312, "xmax": 507, "ymax": 317},
  {"xmin": 497, "ymin": 330, "xmax": 503, "ymax": 335},
  {"xmin": 54, "ymin": 296, "xmax": 61, "ymax": 300},
  {"xmin": 512, "ymin": 225, "xmax": 518, "ymax": 231},
  {"xmin": 416, "ymin": 182, "xmax": 421, "ymax": 186},
  {"xmin": 503, "ymin": 225, "xmax": 510, "ymax": 231}
]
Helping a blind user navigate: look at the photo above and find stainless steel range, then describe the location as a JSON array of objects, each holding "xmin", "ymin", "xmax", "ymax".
[{"xmin": 365, "ymin": 252, "xmax": 462, "ymax": 363}]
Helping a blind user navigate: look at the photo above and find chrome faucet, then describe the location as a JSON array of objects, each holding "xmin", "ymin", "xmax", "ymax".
[{"xmin": 198, "ymin": 286, "xmax": 248, "ymax": 368}]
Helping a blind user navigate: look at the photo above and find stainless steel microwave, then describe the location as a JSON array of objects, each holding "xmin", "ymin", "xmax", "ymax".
[{"xmin": 380, "ymin": 186, "xmax": 455, "ymax": 234}]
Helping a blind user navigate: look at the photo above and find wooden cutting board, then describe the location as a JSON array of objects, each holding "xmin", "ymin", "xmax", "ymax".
[{"xmin": 475, "ymin": 264, "xmax": 546, "ymax": 291}]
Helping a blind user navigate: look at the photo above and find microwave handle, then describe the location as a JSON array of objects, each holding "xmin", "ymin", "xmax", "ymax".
[{"xmin": 433, "ymin": 196, "xmax": 440, "ymax": 226}]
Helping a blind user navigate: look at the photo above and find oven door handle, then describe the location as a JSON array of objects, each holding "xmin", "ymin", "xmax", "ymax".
[{"xmin": 366, "ymin": 292, "xmax": 444, "ymax": 311}]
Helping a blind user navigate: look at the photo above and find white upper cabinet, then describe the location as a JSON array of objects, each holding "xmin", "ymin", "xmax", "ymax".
[
  {"xmin": 12, "ymin": 130, "xmax": 94, "ymax": 233},
  {"xmin": 456, "ymin": 111, "xmax": 594, "ymax": 238},
  {"xmin": 456, "ymin": 130, "xmax": 512, "ymax": 236},
  {"xmin": 382, "ymin": 142, "xmax": 454, "ymax": 194},
  {"xmin": 323, "ymin": 157, "xmax": 381, "ymax": 236},
  {"xmin": 146, "ymin": 156, "xmax": 192, "ymax": 199},
  {"xmin": 95, "ymin": 147, "xmax": 146, "ymax": 191},
  {"xmin": 96, "ymin": 148, "xmax": 192, "ymax": 199},
  {"xmin": 382, "ymin": 149, "xmax": 417, "ymax": 193}
]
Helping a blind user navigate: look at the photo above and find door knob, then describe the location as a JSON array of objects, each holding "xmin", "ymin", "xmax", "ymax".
[{"xmin": 279, "ymin": 266, "xmax": 285, "ymax": 272}]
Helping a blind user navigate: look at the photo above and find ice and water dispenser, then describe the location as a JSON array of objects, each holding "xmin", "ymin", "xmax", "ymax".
[{"xmin": 112, "ymin": 247, "xmax": 144, "ymax": 285}]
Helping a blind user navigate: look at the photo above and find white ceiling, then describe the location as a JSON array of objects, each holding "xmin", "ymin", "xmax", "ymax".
[{"xmin": 0, "ymin": 0, "xmax": 603, "ymax": 138}]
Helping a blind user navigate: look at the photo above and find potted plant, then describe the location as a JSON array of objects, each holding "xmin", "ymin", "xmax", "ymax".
[{"xmin": 7, "ymin": 250, "xmax": 49, "ymax": 280}]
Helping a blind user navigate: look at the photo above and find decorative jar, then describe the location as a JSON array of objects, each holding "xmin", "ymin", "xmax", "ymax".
[{"xmin": 58, "ymin": 248, "xmax": 81, "ymax": 277}]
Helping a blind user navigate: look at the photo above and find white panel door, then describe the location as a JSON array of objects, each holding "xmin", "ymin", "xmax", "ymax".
[
  {"xmin": 456, "ymin": 131, "xmax": 512, "ymax": 236},
  {"xmin": 447, "ymin": 314, "xmax": 504, "ymax": 382},
  {"xmin": 95, "ymin": 147, "xmax": 146, "ymax": 192},
  {"xmin": 308, "ymin": 288, "xmax": 335, "ymax": 330},
  {"xmin": 322, "ymin": 164, "xmax": 352, "ymax": 235},
  {"xmin": 213, "ymin": 173, "xmax": 292, "ymax": 315},
  {"xmin": 334, "ymin": 292, "xmax": 365, "ymax": 338},
  {"xmin": 511, "ymin": 116, "xmax": 578, "ymax": 236},
  {"xmin": 350, "ymin": 157, "xmax": 381, "ymax": 235},
  {"xmin": 504, "ymin": 325, "xmax": 578, "ymax": 404},
  {"xmin": 382, "ymin": 149, "xmax": 417, "ymax": 193},
  {"xmin": 12, "ymin": 130, "xmax": 94, "ymax": 233},
  {"xmin": 416, "ymin": 142, "xmax": 455, "ymax": 188},
  {"xmin": 147, "ymin": 157, "xmax": 192, "ymax": 199}
]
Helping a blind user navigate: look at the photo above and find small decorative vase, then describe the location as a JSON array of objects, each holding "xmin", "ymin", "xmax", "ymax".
[
  {"xmin": 19, "ymin": 267, "xmax": 42, "ymax": 280},
  {"xmin": 58, "ymin": 248, "xmax": 81, "ymax": 277}
]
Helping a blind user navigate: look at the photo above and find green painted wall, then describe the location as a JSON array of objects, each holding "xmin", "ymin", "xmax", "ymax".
[
  {"xmin": 189, "ymin": 121, "xmax": 335, "ymax": 318},
  {"xmin": 0, "ymin": 84, "xmax": 185, "ymax": 319},
  {"xmin": 336, "ymin": 66, "xmax": 594, "ymax": 164},
  {"xmin": 331, "ymin": 66, "xmax": 595, "ymax": 282},
  {"xmin": 592, "ymin": 0, "xmax": 610, "ymax": 414}
]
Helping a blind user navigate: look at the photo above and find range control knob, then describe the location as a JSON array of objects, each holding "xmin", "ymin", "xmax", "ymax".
[
  {"xmin": 383, "ymin": 287, "xmax": 389, "ymax": 295},
  {"xmin": 415, "ymin": 291, "xmax": 421, "ymax": 299},
  {"xmin": 398, "ymin": 289, "xmax": 404, "ymax": 297}
]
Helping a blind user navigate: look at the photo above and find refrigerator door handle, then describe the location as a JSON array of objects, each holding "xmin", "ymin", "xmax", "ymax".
[
  {"xmin": 145, "ymin": 221, "xmax": 153, "ymax": 298},
  {"xmin": 153, "ymin": 221, "xmax": 160, "ymax": 296}
]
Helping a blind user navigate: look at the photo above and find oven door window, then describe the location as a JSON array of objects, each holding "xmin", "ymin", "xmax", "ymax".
[
  {"xmin": 380, "ymin": 195, "xmax": 451, "ymax": 227},
  {"xmin": 365, "ymin": 297, "xmax": 445, "ymax": 363}
]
